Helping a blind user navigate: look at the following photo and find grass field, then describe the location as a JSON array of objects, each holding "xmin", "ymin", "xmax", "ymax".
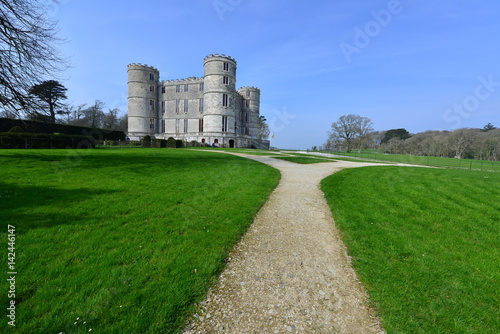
[
  {"xmin": 0, "ymin": 148, "xmax": 280, "ymax": 333},
  {"xmin": 322, "ymin": 150, "xmax": 500, "ymax": 171},
  {"xmin": 321, "ymin": 167, "xmax": 500, "ymax": 333}
]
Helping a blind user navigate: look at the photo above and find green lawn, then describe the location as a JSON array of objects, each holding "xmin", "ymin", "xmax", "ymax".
[
  {"xmin": 0, "ymin": 148, "xmax": 280, "ymax": 333},
  {"xmin": 326, "ymin": 150, "xmax": 500, "ymax": 171},
  {"xmin": 321, "ymin": 167, "xmax": 500, "ymax": 333}
]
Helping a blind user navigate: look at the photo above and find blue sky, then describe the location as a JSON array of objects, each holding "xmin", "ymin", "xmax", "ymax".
[{"xmin": 53, "ymin": 0, "xmax": 500, "ymax": 149}]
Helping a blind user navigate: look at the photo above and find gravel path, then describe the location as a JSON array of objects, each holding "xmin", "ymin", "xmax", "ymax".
[{"xmin": 184, "ymin": 155, "xmax": 388, "ymax": 334}]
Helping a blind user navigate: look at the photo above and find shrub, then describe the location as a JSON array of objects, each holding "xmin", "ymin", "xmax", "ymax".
[
  {"xmin": 8, "ymin": 126, "xmax": 24, "ymax": 133},
  {"xmin": 167, "ymin": 137, "xmax": 176, "ymax": 148},
  {"xmin": 0, "ymin": 133, "xmax": 95, "ymax": 149},
  {"xmin": 142, "ymin": 135, "xmax": 152, "ymax": 148},
  {"xmin": 152, "ymin": 139, "xmax": 167, "ymax": 148},
  {"xmin": 0, "ymin": 118, "xmax": 126, "ymax": 140}
]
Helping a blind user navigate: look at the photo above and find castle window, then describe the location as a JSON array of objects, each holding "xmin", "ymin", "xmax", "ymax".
[
  {"xmin": 184, "ymin": 84, "xmax": 189, "ymax": 92},
  {"xmin": 245, "ymin": 127, "xmax": 249, "ymax": 135},
  {"xmin": 223, "ymin": 62, "xmax": 229, "ymax": 71},
  {"xmin": 184, "ymin": 119, "xmax": 188, "ymax": 133},
  {"xmin": 175, "ymin": 119, "xmax": 180, "ymax": 134},
  {"xmin": 161, "ymin": 119, "xmax": 165, "ymax": 133},
  {"xmin": 175, "ymin": 100, "xmax": 180, "ymax": 113},
  {"xmin": 222, "ymin": 94, "xmax": 228, "ymax": 107},
  {"xmin": 176, "ymin": 85, "xmax": 181, "ymax": 93},
  {"xmin": 150, "ymin": 85, "xmax": 155, "ymax": 92},
  {"xmin": 199, "ymin": 99, "xmax": 204, "ymax": 113},
  {"xmin": 162, "ymin": 86, "xmax": 166, "ymax": 94},
  {"xmin": 222, "ymin": 116, "xmax": 228, "ymax": 132},
  {"xmin": 184, "ymin": 100, "xmax": 188, "ymax": 113},
  {"xmin": 150, "ymin": 118, "xmax": 155, "ymax": 130},
  {"xmin": 199, "ymin": 83, "xmax": 204, "ymax": 91},
  {"xmin": 223, "ymin": 76, "xmax": 229, "ymax": 85},
  {"xmin": 246, "ymin": 90, "xmax": 250, "ymax": 97},
  {"xmin": 149, "ymin": 100, "xmax": 155, "ymax": 111},
  {"xmin": 199, "ymin": 119, "xmax": 204, "ymax": 133},
  {"xmin": 245, "ymin": 100, "xmax": 250, "ymax": 108},
  {"xmin": 161, "ymin": 101, "xmax": 165, "ymax": 113},
  {"xmin": 150, "ymin": 73, "xmax": 155, "ymax": 81},
  {"xmin": 245, "ymin": 112, "xmax": 249, "ymax": 122}
]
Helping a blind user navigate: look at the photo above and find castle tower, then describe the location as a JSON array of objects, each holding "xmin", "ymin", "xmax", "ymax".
[
  {"xmin": 127, "ymin": 64, "xmax": 160, "ymax": 140},
  {"xmin": 203, "ymin": 54, "xmax": 238, "ymax": 139},
  {"xmin": 238, "ymin": 86, "xmax": 261, "ymax": 139}
]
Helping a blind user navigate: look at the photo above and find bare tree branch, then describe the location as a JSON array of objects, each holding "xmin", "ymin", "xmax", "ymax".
[{"xmin": 0, "ymin": 0, "xmax": 68, "ymax": 116}]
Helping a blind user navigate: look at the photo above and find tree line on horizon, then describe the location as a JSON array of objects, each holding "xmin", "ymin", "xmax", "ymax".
[
  {"xmin": 0, "ymin": 80, "xmax": 128, "ymax": 132},
  {"xmin": 321, "ymin": 114, "xmax": 500, "ymax": 161}
]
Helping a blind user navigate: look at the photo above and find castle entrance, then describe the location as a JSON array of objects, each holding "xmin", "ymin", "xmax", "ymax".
[{"xmin": 229, "ymin": 140, "xmax": 235, "ymax": 148}]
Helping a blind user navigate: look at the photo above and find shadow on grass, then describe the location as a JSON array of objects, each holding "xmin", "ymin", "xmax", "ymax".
[
  {"xmin": 1, "ymin": 149, "xmax": 249, "ymax": 175},
  {"xmin": 0, "ymin": 181, "xmax": 117, "ymax": 233}
]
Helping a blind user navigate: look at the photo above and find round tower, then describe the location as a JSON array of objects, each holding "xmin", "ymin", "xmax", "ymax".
[
  {"xmin": 127, "ymin": 63, "xmax": 159, "ymax": 140},
  {"xmin": 238, "ymin": 86, "xmax": 261, "ymax": 139},
  {"xmin": 203, "ymin": 54, "xmax": 238, "ymax": 139}
]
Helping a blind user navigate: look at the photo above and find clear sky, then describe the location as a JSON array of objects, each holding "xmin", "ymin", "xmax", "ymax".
[{"xmin": 52, "ymin": 0, "xmax": 500, "ymax": 149}]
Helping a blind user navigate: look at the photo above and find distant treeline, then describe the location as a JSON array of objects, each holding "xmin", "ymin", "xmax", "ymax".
[
  {"xmin": 0, "ymin": 118, "xmax": 126, "ymax": 140},
  {"xmin": 380, "ymin": 128, "xmax": 500, "ymax": 161}
]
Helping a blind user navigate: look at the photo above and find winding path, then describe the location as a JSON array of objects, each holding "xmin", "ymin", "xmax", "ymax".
[{"xmin": 184, "ymin": 154, "xmax": 388, "ymax": 334}]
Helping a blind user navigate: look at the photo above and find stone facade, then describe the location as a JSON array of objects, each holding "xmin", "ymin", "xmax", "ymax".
[{"xmin": 127, "ymin": 54, "xmax": 269, "ymax": 149}]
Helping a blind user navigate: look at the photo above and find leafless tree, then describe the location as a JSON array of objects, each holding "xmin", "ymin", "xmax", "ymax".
[
  {"xmin": 102, "ymin": 108, "xmax": 120, "ymax": 130},
  {"xmin": 0, "ymin": 0, "xmax": 67, "ymax": 116},
  {"xmin": 82, "ymin": 100, "xmax": 105, "ymax": 128},
  {"xmin": 448, "ymin": 128, "xmax": 477, "ymax": 159},
  {"xmin": 325, "ymin": 114, "xmax": 373, "ymax": 152}
]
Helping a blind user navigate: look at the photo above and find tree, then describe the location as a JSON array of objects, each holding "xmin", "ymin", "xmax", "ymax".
[
  {"xmin": 448, "ymin": 128, "xmax": 477, "ymax": 159},
  {"xmin": 258, "ymin": 115, "xmax": 270, "ymax": 140},
  {"xmin": 29, "ymin": 80, "xmax": 68, "ymax": 123},
  {"xmin": 381, "ymin": 128, "xmax": 411, "ymax": 144},
  {"xmin": 482, "ymin": 123, "xmax": 496, "ymax": 132},
  {"xmin": 326, "ymin": 114, "xmax": 373, "ymax": 152},
  {"xmin": 0, "ymin": 0, "xmax": 67, "ymax": 115},
  {"xmin": 82, "ymin": 100, "xmax": 105, "ymax": 128},
  {"xmin": 102, "ymin": 108, "xmax": 119, "ymax": 130}
]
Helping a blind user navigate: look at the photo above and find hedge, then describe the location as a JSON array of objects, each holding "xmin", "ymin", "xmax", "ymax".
[
  {"xmin": 0, "ymin": 133, "xmax": 96, "ymax": 149},
  {"xmin": 0, "ymin": 118, "xmax": 125, "ymax": 140}
]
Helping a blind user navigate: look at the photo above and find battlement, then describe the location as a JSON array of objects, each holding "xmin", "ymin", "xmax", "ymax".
[
  {"xmin": 238, "ymin": 86, "xmax": 260, "ymax": 91},
  {"xmin": 204, "ymin": 53, "xmax": 236, "ymax": 63},
  {"xmin": 127, "ymin": 63, "xmax": 159, "ymax": 72},
  {"xmin": 163, "ymin": 77, "xmax": 203, "ymax": 84}
]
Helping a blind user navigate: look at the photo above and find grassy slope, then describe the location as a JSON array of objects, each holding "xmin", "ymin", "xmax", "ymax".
[
  {"xmin": 321, "ymin": 167, "xmax": 499, "ymax": 333},
  {"xmin": 329, "ymin": 151, "xmax": 500, "ymax": 171},
  {"xmin": 0, "ymin": 149, "xmax": 280, "ymax": 333}
]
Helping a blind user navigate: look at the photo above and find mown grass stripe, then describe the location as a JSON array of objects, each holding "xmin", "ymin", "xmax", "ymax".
[{"xmin": 321, "ymin": 167, "xmax": 500, "ymax": 333}]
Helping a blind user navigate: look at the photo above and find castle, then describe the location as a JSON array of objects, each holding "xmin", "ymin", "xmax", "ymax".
[{"xmin": 127, "ymin": 54, "xmax": 270, "ymax": 149}]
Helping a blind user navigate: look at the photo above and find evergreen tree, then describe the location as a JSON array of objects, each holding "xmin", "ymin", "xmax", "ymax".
[{"xmin": 29, "ymin": 80, "xmax": 68, "ymax": 123}]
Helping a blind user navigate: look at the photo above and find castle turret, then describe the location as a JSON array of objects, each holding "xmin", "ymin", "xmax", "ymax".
[
  {"xmin": 127, "ymin": 63, "xmax": 159, "ymax": 140},
  {"xmin": 203, "ymin": 54, "xmax": 238, "ymax": 138},
  {"xmin": 238, "ymin": 86, "xmax": 261, "ymax": 139}
]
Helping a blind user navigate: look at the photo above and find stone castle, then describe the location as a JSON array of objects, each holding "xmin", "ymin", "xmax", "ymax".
[{"xmin": 127, "ymin": 54, "xmax": 269, "ymax": 149}]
